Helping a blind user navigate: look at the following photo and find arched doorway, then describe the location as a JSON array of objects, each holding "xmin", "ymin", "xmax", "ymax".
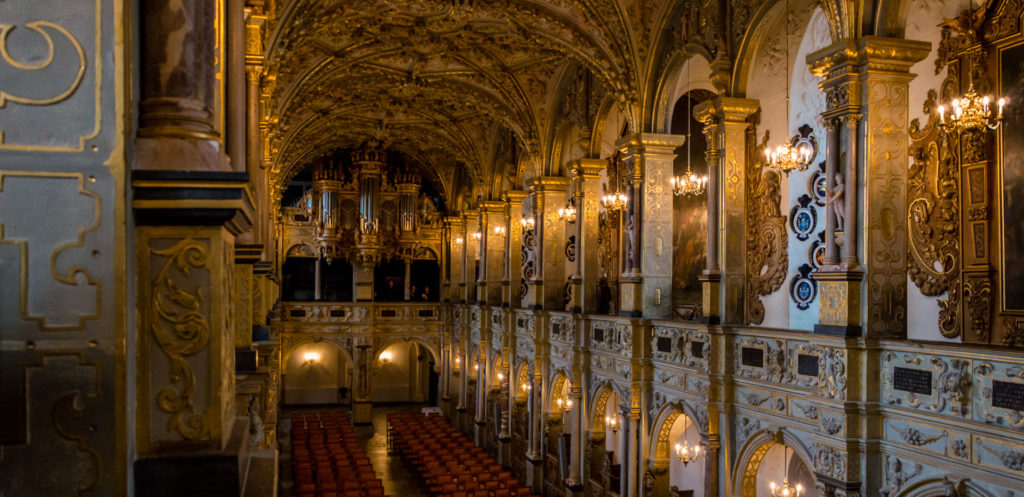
[
  {"xmin": 735, "ymin": 430, "xmax": 818, "ymax": 497},
  {"xmin": 283, "ymin": 340, "xmax": 352, "ymax": 405},
  {"xmin": 590, "ymin": 385, "xmax": 625, "ymax": 495},
  {"xmin": 371, "ymin": 340, "xmax": 433, "ymax": 403}
]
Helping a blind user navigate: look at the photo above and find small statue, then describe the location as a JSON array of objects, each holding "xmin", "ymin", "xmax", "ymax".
[
  {"xmin": 247, "ymin": 396, "xmax": 264, "ymax": 449},
  {"xmin": 826, "ymin": 172, "xmax": 846, "ymax": 229}
]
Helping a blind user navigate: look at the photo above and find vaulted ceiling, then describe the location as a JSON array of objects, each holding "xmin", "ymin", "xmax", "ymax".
[{"xmin": 261, "ymin": 0, "xmax": 663, "ymax": 207}]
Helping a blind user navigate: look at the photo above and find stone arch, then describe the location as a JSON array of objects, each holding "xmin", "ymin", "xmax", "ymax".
[
  {"xmin": 649, "ymin": 51, "xmax": 717, "ymax": 134},
  {"xmin": 592, "ymin": 96, "xmax": 631, "ymax": 160},
  {"xmin": 733, "ymin": 429, "xmax": 817, "ymax": 497},
  {"xmin": 374, "ymin": 336, "xmax": 440, "ymax": 366},
  {"xmin": 549, "ymin": 370, "xmax": 572, "ymax": 410},
  {"xmin": 895, "ymin": 477, "xmax": 997, "ymax": 497},
  {"xmin": 515, "ymin": 359, "xmax": 533, "ymax": 397},
  {"xmin": 649, "ymin": 401, "xmax": 706, "ymax": 461},
  {"xmin": 284, "ymin": 336, "xmax": 353, "ymax": 366},
  {"xmin": 286, "ymin": 243, "xmax": 317, "ymax": 258},
  {"xmin": 731, "ymin": 0, "xmax": 830, "ymax": 98},
  {"xmin": 589, "ymin": 380, "xmax": 628, "ymax": 432}
]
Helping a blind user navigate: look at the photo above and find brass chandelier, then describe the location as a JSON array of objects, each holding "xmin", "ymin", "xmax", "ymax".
[
  {"xmin": 768, "ymin": 443, "xmax": 804, "ymax": 497},
  {"xmin": 765, "ymin": 0, "xmax": 812, "ymax": 174},
  {"xmin": 672, "ymin": 54, "xmax": 708, "ymax": 197},
  {"xmin": 937, "ymin": 0, "xmax": 1008, "ymax": 133},
  {"xmin": 673, "ymin": 415, "xmax": 702, "ymax": 466}
]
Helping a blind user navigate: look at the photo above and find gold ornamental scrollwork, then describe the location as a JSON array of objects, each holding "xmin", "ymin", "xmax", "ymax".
[
  {"xmin": 150, "ymin": 238, "xmax": 212, "ymax": 441},
  {"xmin": 908, "ymin": 89, "xmax": 962, "ymax": 338},
  {"xmin": 0, "ymin": 21, "xmax": 86, "ymax": 107},
  {"xmin": 745, "ymin": 113, "xmax": 788, "ymax": 325}
]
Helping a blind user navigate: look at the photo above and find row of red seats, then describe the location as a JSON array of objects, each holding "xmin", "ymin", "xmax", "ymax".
[
  {"xmin": 291, "ymin": 412, "xmax": 386, "ymax": 497},
  {"xmin": 387, "ymin": 413, "xmax": 538, "ymax": 497}
]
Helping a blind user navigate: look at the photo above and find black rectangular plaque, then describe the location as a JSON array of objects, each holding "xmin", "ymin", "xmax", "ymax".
[
  {"xmin": 593, "ymin": 328, "xmax": 604, "ymax": 342},
  {"xmin": 993, "ymin": 380, "xmax": 1024, "ymax": 411},
  {"xmin": 518, "ymin": 318, "xmax": 525, "ymax": 329},
  {"xmin": 893, "ymin": 367, "xmax": 932, "ymax": 395},
  {"xmin": 381, "ymin": 309, "xmax": 397, "ymax": 317},
  {"xmin": 741, "ymin": 347, "xmax": 764, "ymax": 368},
  {"xmin": 797, "ymin": 354, "xmax": 819, "ymax": 377},
  {"xmin": 690, "ymin": 341, "xmax": 704, "ymax": 359},
  {"xmin": 657, "ymin": 337, "xmax": 673, "ymax": 354},
  {"xmin": 329, "ymin": 309, "xmax": 346, "ymax": 318},
  {"xmin": 418, "ymin": 309, "xmax": 435, "ymax": 317},
  {"xmin": 289, "ymin": 309, "xmax": 306, "ymax": 318}
]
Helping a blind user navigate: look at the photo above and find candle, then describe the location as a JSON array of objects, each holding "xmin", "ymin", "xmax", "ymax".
[
  {"xmin": 938, "ymin": 105, "xmax": 945, "ymax": 122},
  {"xmin": 999, "ymin": 98, "xmax": 1006, "ymax": 117}
]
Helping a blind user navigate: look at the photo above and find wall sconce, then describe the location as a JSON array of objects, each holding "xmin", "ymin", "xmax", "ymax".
[
  {"xmin": 303, "ymin": 351, "xmax": 320, "ymax": 365},
  {"xmin": 494, "ymin": 225, "xmax": 507, "ymax": 236},
  {"xmin": 497, "ymin": 372, "xmax": 504, "ymax": 381},
  {"xmin": 379, "ymin": 351, "xmax": 393, "ymax": 364},
  {"xmin": 471, "ymin": 232, "xmax": 482, "ymax": 241},
  {"xmin": 520, "ymin": 217, "xmax": 535, "ymax": 231},
  {"xmin": 605, "ymin": 415, "xmax": 620, "ymax": 433},
  {"xmin": 454, "ymin": 236, "xmax": 464, "ymax": 245},
  {"xmin": 521, "ymin": 383, "xmax": 531, "ymax": 393}
]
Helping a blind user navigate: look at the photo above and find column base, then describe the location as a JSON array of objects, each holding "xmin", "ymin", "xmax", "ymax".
[
  {"xmin": 699, "ymin": 271, "xmax": 721, "ymax": 323},
  {"xmin": 352, "ymin": 402, "xmax": 373, "ymax": 425},
  {"xmin": 813, "ymin": 269, "xmax": 864, "ymax": 336},
  {"xmin": 523, "ymin": 280, "xmax": 544, "ymax": 310},
  {"xmin": 524, "ymin": 453, "xmax": 544, "ymax": 492},
  {"xmin": 619, "ymin": 276, "xmax": 643, "ymax": 317},
  {"xmin": 134, "ymin": 418, "xmax": 249, "ymax": 497}
]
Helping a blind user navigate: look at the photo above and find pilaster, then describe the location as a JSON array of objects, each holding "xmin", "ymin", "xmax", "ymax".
[
  {"xmin": 808, "ymin": 36, "xmax": 929, "ymax": 338},
  {"xmin": 479, "ymin": 201, "xmax": 506, "ymax": 306},
  {"xmin": 568, "ymin": 160, "xmax": 605, "ymax": 314},
  {"xmin": 505, "ymin": 191, "xmax": 528, "ymax": 307},
  {"xmin": 522, "ymin": 177, "xmax": 570, "ymax": 310},
  {"xmin": 694, "ymin": 98, "xmax": 760, "ymax": 324}
]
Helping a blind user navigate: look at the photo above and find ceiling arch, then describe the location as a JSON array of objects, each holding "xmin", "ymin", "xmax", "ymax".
[{"xmin": 261, "ymin": 0, "xmax": 641, "ymax": 210}]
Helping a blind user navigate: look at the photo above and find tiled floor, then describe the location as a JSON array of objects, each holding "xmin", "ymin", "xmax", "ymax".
[{"xmin": 279, "ymin": 405, "xmax": 429, "ymax": 497}]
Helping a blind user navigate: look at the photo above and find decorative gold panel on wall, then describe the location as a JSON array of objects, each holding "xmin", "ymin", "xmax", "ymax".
[
  {"xmin": 0, "ymin": 0, "xmax": 126, "ymax": 495},
  {"xmin": 744, "ymin": 112, "xmax": 788, "ymax": 324}
]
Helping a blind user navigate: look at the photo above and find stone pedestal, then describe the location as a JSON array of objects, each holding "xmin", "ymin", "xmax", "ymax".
[
  {"xmin": 525, "ymin": 455, "xmax": 544, "ymax": 492},
  {"xmin": 352, "ymin": 402, "xmax": 373, "ymax": 425},
  {"xmin": 813, "ymin": 270, "xmax": 864, "ymax": 337}
]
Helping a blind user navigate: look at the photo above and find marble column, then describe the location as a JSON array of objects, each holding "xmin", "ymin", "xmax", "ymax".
[
  {"xmin": 568, "ymin": 159, "xmax": 605, "ymax": 314},
  {"xmin": 463, "ymin": 215, "xmax": 479, "ymax": 304},
  {"xmin": 504, "ymin": 192, "xmax": 528, "ymax": 306},
  {"xmin": 614, "ymin": 134, "xmax": 685, "ymax": 318},
  {"xmin": 404, "ymin": 259, "xmax": 412, "ymax": 301},
  {"xmin": 567, "ymin": 383, "xmax": 584, "ymax": 489},
  {"xmin": 137, "ymin": 0, "xmax": 226, "ymax": 172},
  {"xmin": 694, "ymin": 99, "xmax": 760, "ymax": 324},
  {"xmin": 476, "ymin": 345, "xmax": 489, "ymax": 425}
]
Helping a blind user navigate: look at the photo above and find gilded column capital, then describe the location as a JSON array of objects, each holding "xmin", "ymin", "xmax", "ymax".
[
  {"xmin": 568, "ymin": 158, "xmax": 606, "ymax": 178},
  {"xmin": 694, "ymin": 97, "xmax": 760, "ymax": 125},
  {"xmin": 526, "ymin": 176, "xmax": 570, "ymax": 193},
  {"xmin": 807, "ymin": 36, "xmax": 931, "ymax": 78}
]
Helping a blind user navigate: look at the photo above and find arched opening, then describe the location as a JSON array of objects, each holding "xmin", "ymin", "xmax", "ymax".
[
  {"xmin": 321, "ymin": 257, "xmax": 353, "ymax": 302},
  {"xmin": 666, "ymin": 412, "xmax": 704, "ymax": 496},
  {"xmin": 374, "ymin": 257, "xmax": 406, "ymax": 302},
  {"xmin": 282, "ymin": 256, "xmax": 317, "ymax": 301},
  {"xmin": 736, "ymin": 431, "xmax": 818, "ymax": 497},
  {"xmin": 283, "ymin": 340, "xmax": 352, "ymax": 405},
  {"xmin": 670, "ymin": 89, "xmax": 715, "ymax": 320},
  {"xmin": 591, "ymin": 386, "xmax": 625, "ymax": 494},
  {"xmin": 371, "ymin": 341, "xmax": 433, "ymax": 403},
  {"xmin": 410, "ymin": 258, "xmax": 440, "ymax": 302}
]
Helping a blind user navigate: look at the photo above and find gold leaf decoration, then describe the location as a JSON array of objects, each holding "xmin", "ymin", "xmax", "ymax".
[{"xmin": 150, "ymin": 238, "xmax": 212, "ymax": 441}]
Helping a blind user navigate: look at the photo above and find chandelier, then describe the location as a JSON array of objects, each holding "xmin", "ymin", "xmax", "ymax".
[
  {"xmin": 605, "ymin": 415, "xmax": 620, "ymax": 433},
  {"xmin": 939, "ymin": 83, "xmax": 1007, "ymax": 132},
  {"xmin": 556, "ymin": 397, "xmax": 573, "ymax": 411},
  {"xmin": 558, "ymin": 199, "xmax": 577, "ymax": 223},
  {"xmin": 765, "ymin": 0, "xmax": 813, "ymax": 174},
  {"xmin": 769, "ymin": 443, "xmax": 803, "ymax": 497},
  {"xmin": 938, "ymin": 0, "xmax": 1008, "ymax": 134},
  {"xmin": 602, "ymin": 192, "xmax": 628, "ymax": 212},
  {"xmin": 671, "ymin": 170, "xmax": 707, "ymax": 197},
  {"xmin": 673, "ymin": 415, "xmax": 702, "ymax": 466},
  {"xmin": 672, "ymin": 59, "xmax": 708, "ymax": 197}
]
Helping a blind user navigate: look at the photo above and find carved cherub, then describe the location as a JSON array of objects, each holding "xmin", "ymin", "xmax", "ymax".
[{"xmin": 826, "ymin": 172, "xmax": 846, "ymax": 229}]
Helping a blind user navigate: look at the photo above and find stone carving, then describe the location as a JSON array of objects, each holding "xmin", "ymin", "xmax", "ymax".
[
  {"xmin": 908, "ymin": 88, "xmax": 961, "ymax": 338},
  {"xmin": 735, "ymin": 416, "xmax": 761, "ymax": 448},
  {"xmin": 893, "ymin": 424, "xmax": 947, "ymax": 447},
  {"xmin": 821, "ymin": 416, "xmax": 841, "ymax": 435},
  {"xmin": 150, "ymin": 238, "xmax": 212, "ymax": 441},
  {"xmin": 815, "ymin": 443, "xmax": 848, "ymax": 480},
  {"xmin": 880, "ymin": 456, "xmax": 923, "ymax": 497},
  {"xmin": 745, "ymin": 123, "xmax": 788, "ymax": 324},
  {"xmin": 819, "ymin": 348, "xmax": 847, "ymax": 400}
]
